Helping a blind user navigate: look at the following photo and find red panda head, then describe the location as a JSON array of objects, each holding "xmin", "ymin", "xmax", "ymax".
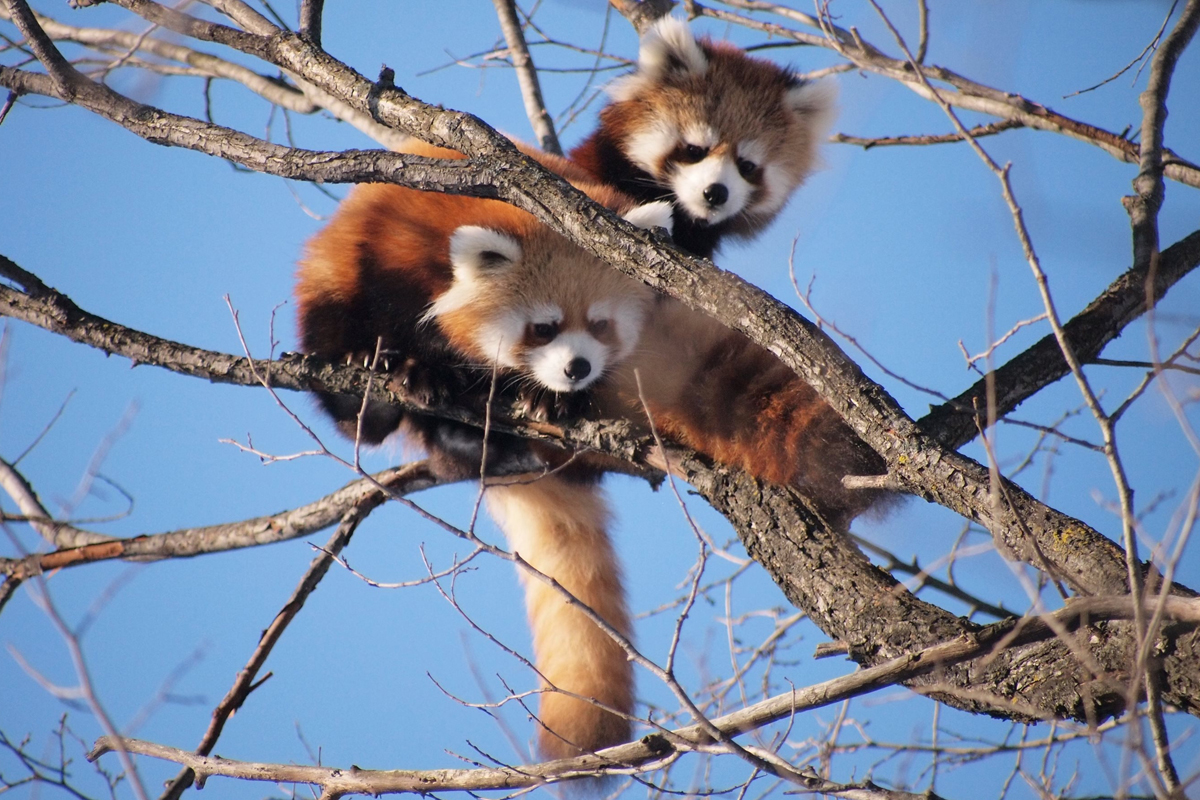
[
  {"xmin": 423, "ymin": 200, "xmax": 673, "ymax": 393},
  {"xmin": 602, "ymin": 17, "xmax": 836, "ymax": 232}
]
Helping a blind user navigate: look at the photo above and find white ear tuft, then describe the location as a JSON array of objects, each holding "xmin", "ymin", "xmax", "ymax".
[
  {"xmin": 639, "ymin": 16, "xmax": 707, "ymax": 80},
  {"xmin": 623, "ymin": 201, "xmax": 674, "ymax": 235},
  {"xmin": 448, "ymin": 226, "xmax": 522, "ymax": 276},
  {"xmin": 785, "ymin": 78, "xmax": 838, "ymax": 139}
]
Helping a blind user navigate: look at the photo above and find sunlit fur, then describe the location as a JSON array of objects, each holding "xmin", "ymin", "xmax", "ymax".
[
  {"xmin": 570, "ymin": 16, "xmax": 836, "ymax": 258},
  {"xmin": 486, "ymin": 478, "xmax": 633, "ymax": 761},
  {"xmin": 295, "ymin": 160, "xmax": 669, "ymax": 760},
  {"xmin": 598, "ymin": 301, "xmax": 888, "ymax": 527}
]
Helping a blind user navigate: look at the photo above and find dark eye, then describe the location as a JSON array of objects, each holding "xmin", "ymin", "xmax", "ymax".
[
  {"xmin": 530, "ymin": 321, "xmax": 557, "ymax": 341},
  {"xmin": 589, "ymin": 319, "xmax": 610, "ymax": 336},
  {"xmin": 683, "ymin": 144, "xmax": 708, "ymax": 162},
  {"xmin": 737, "ymin": 158, "xmax": 758, "ymax": 178}
]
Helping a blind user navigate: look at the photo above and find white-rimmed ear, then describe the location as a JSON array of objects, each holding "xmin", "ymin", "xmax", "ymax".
[
  {"xmin": 448, "ymin": 226, "xmax": 522, "ymax": 277},
  {"xmin": 425, "ymin": 227, "xmax": 522, "ymax": 323},
  {"xmin": 641, "ymin": 17, "xmax": 707, "ymax": 79},
  {"xmin": 785, "ymin": 78, "xmax": 838, "ymax": 138},
  {"xmin": 623, "ymin": 200, "xmax": 674, "ymax": 235}
]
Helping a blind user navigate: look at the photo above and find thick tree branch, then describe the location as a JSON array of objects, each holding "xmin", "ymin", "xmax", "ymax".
[
  {"xmin": 920, "ymin": 228, "xmax": 1200, "ymax": 450},
  {"xmin": 7, "ymin": 256, "xmax": 1200, "ymax": 722},
  {"xmin": 88, "ymin": 595, "xmax": 1200, "ymax": 795}
]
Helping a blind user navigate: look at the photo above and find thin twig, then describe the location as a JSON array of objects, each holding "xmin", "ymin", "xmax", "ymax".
[
  {"xmin": 156, "ymin": 502, "xmax": 376, "ymax": 800},
  {"xmin": 491, "ymin": 0, "xmax": 561, "ymax": 154}
]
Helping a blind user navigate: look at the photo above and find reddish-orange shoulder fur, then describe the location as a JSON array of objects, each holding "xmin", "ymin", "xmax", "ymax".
[{"xmin": 295, "ymin": 160, "xmax": 645, "ymax": 763}]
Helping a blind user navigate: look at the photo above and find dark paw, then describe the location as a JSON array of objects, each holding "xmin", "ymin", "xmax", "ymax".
[
  {"xmin": 513, "ymin": 389, "xmax": 590, "ymax": 422},
  {"xmin": 389, "ymin": 357, "xmax": 448, "ymax": 406}
]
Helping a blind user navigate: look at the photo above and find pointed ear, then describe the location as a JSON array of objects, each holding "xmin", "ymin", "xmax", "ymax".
[
  {"xmin": 785, "ymin": 78, "xmax": 838, "ymax": 138},
  {"xmin": 639, "ymin": 16, "xmax": 707, "ymax": 80},
  {"xmin": 623, "ymin": 201, "xmax": 674, "ymax": 236},
  {"xmin": 448, "ymin": 226, "xmax": 522, "ymax": 276},
  {"xmin": 425, "ymin": 227, "xmax": 522, "ymax": 324}
]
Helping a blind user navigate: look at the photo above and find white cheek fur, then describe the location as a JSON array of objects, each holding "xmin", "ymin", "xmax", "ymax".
[
  {"xmin": 625, "ymin": 121, "xmax": 678, "ymax": 176},
  {"xmin": 589, "ymin": 298, "xmax": 647, "ymax": 361},
  {"xmin": 473, "ymin": 311, "xmax": 527, "ymax": 368},
  {"xmin": 753, "ymin": 161, "xmax": 793, "ymax": 217}
]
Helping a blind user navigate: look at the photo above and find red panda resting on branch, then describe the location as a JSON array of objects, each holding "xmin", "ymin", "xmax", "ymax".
[
  {"xmin": 570, "ymin": 16, "xmax": 836, "ymax": 260},
  {"xmin": 296, "ymin": 165, "xmax": 672, "ymax": 761},
  {"xmin": 296, "ymin": 18, "xmax": 885, "ymax": 762}
]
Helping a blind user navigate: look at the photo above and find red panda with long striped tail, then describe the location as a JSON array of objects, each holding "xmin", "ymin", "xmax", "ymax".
[
  {"xmin": 295, "ymin": 178, "xmax": 672, "ymax": 760},
  {"xmin": 570, "ymin": 16, "xmax": 836, "ymax": 259}
]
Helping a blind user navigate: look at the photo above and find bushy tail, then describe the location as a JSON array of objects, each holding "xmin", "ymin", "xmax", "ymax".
[{"xmin": 486, "ymin": 477, "xmax": 633, "ymax": 760}]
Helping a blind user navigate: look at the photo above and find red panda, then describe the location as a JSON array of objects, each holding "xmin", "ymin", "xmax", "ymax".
[
  {"xmin": 295, "ymin": 176, "xmax": 672, "ymax": 760},
  {"xmin": 570, "ymin": 16, "xmax": 836, "ymax": 259},
  {"xmin": 295, "ymin": 21, "xmax": 870, "ymax": 762}
]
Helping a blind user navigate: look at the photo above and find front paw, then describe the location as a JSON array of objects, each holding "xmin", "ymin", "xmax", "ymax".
[
  {"xmin": 387, "ymin": 357, "xmax": 450, "ymax": 407},
  {"xmin": 513, "ymin": 388, "xmax": 590, "ymax": 422}
]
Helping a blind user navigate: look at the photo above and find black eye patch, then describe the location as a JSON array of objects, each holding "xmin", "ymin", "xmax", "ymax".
[
  {"xmin": 675, "ymin": 143, "xmax": 709, "ymax": 164},
  {"xmin": 528, "ymin": 321, "xmax": 559, "ymax": 343},
  {"xmin": 736, "ymin": 158, "xmax": 759, "ymax": 179},
  {"xmin": 477, "ymin": 250, "xmax": 512, "ymax": 269}
]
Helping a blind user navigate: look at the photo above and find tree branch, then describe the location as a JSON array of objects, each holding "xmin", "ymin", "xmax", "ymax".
[
  {"xmin": 919, "ymin": 228, "xmax": 1200, "ymax": 450},
  {"xmin": 158, "ymin": 491, "xmax": 379, "ymax": 800},
  {"xmin": 1127, "ymin": 0, "xmax": 1200, "ymax": 272},
  {"xmin": 698, "ymin": 0, "xmax": 1200, "ymax": 189},
  {"xmin": 0, "ymin": 5, "xmax": 317, "ymax": 112},
  {"xmin": 490, "ymin": 0, "xmax": 561, "ymax": 155},
  {"xmin": 88, "ymin": 594, "xmax": 1200, "ymax": 795},
  {"xmin": 0, "ymin": 463, "xmax": 441, "ymax": 580}
]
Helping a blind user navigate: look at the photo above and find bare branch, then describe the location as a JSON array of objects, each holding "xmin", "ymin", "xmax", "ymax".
[
  {"xmin": 700, "ymin": 0, "xmax": 1200, "ymax": 189},
  {"xmin": 1127, "ymin": 0, "xmax": 1200, "ymax": 272},
  {"xmin": 0, "ymin": 464, "xmax": 441, "ymax": 582},
  {"xmin": 88, "ymin": 595, "xmax": 1200, "ymax": 794},
  {"xmin": 919, "ymin": 227, "xmax": 1200, "ymax": 449},
  {"xmin": 299, "ymin": 0, "xmax": 323, "ymax": 46},
  {"xmin": 491, "ymin": 0, "xmax": 561, "ymax": 155},
  {"xmin": 831, "ymin": 120, "xmax": 1023, "ymax": 149},
  {"xmin": 607, "ymin": 0, "xmax": 674, "ymax": 34},
  {"xmin": 0, "ymin": 6, "xmax": 316, "ymax": 111},
  {"xmin": 158, "ymin": 496, "xmax": 378, "ymax": 800}
]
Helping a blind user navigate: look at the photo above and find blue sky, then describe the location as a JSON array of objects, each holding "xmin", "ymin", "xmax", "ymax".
[{"xmin": 2, "ymin": 1, "xmax": 1199, "ymax": 798}]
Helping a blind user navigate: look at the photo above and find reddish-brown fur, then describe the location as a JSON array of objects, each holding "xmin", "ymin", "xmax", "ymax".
[
  {"xmin": 298, "ymin": 95, "xmax": 879, "ymax": 761},
  {"xmin": 602, "ymin": 303, "xmax": 886, "ymax": 524},
  {"xmin": 295, "ymin": 171, "xmax": 652, "ymax": 761},
  {"xmin": 569, "ymin": 17, "xmax": 833, "ymax": 259}
]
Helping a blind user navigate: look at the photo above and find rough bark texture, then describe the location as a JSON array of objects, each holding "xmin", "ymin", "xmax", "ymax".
[
  {"xmin": 678, "ymin": 455, "xmax": 1200, "ymax": 721},
  {"xmin": 4, "ymin": 0, "xmax": 1200, "ymax": 738}
]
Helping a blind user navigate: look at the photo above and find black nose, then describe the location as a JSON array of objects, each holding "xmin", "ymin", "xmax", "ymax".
[
  {"xmin": 703, "ymin": 183, "xmax": 728, "ymax": 207},
  {"xmin": 565, "ymin": 358, "xmax": 591, "ymax": 382}
]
